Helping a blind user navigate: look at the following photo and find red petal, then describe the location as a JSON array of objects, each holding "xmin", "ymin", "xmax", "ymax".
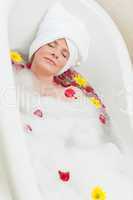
[
  {"xmin": 64, "ymin": 88, "xmax": 76, "ymax": 98},
  {"xmin": 33, "ymin": 109, "xmax": 43, "ymax": 118},
  {"xmin": 53, "ymin": 76, "xmax": 61, "ymax": 85},
  {"xmin": 61, "ymin": 81, "xmax": 71, "ymax": 87},
  {"xmin": 84, "ymin": 86, "xmax": 94, "ymax": 93},
  {"xmin": 63, "ymin": 69, "xmax": 73, "ymax": 78},
  {"xmin": 99, "ymin": 114, "xmax": 106, "ymax": 124},
  {"xmin": 71, "ymin": 81, "xmax": 79, "ymax": 87},
  {"xmin": 26, "ymin": 63, "xmax": 32, "ymax": 69},
  {"xmin": 58, "ymin": 171, "xmax": 70, "ymax": 182}
]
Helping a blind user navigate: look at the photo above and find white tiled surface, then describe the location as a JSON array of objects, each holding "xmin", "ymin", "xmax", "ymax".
[{"xmin": 96, "ymin": 0, "xmax": 133, "ymax": 63}]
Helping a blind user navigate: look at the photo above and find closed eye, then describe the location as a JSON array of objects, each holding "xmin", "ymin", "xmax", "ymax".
[
  {"xmin": 62, "ymin": 53, "xmax": 67, "ymax": 58},
  {"xmin": 47, "ymin": 43, "xmax": 55, "ymax": 48},
  {"xmin": 62, "ymin": 51, "xmax": 69, "ymax": 59}
]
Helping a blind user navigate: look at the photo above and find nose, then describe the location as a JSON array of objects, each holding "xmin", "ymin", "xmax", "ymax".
[{"xmin": 51, "ymin": 52, "xmax": 59, "ymax": 59}]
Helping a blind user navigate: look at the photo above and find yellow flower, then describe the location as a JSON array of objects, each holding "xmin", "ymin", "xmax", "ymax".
[
  {"xmin": 73, "ymin": 74, "xmax": 88, "ymax": 87},
  {"xmin": 91, "ymin": 186, "xmax": 106, "ymax": 200},
  {"xmin": 10, "ymin": 50, "xmax": 23, "ymax": 63},
  {"xmin": 89, "ymin": 97, "xmax": 102, "ymax": 108}
]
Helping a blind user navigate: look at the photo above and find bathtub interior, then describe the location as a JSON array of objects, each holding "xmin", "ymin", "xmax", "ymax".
[{"xmin": 8, "ymin": 0, "xmax": 133, "ymax": 153}]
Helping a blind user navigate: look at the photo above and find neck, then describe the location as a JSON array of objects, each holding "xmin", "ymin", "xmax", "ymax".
[
  {"xmin": 31, "ymin": 69, "xmax": 54, "ymax": 85},
  {"xmin": 37, "ymin": 76, "xmax": 55, "ymax": 90},
  {"xmin": 39, "ymin": 75, "xmax": 54, "ymax": 84}
]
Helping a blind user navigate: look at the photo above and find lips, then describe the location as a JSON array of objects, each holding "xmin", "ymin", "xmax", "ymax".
[{"xmin": 44, "ymin": 57, "xmax": 56, "ymax": 66}]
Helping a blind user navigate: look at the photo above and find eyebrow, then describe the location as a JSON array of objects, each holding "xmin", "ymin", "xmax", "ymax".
[{"xmin": 54, "ymin": 40, "xmax": 69, "ymax": 56}]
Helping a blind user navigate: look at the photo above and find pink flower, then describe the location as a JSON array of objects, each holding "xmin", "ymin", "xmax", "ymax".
[
  {"xmin": 24, "ymin": 124, "xmax": 32, "ymax": 133},
  {"xmin": 33, "ymin": 109, "xmax": 43, "ymax": 118}
]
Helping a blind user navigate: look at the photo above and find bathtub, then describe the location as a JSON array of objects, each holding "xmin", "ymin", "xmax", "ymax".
[
  {"xmin": 0, "ymin": 0, "xmax": 133, "ymax": 199},
  {"xmin": 8, "ymin": 0, "xmax": 133, "ymax": 150}
]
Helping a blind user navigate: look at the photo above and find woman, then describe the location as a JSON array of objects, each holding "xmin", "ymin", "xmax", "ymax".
[
  {"xmin": 27, "ymin": 38, "xmax": 83, "ymax": 99},
  {"xmin": 27, "ymin": 1, "xmax": 90, "ymax": 99},
  {"xmin": 14, "ymin": 2, "xmax": 90, "ymax": 101}
]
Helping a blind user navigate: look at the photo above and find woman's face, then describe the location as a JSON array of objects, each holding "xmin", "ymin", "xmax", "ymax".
[{"xmin": 31, "ymin": 38, "xmax": 70, "ymax": 79}]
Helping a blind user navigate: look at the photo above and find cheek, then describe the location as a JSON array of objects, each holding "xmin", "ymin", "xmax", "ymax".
[
  {"xmin": 58, "ymin": 57, "xmax": 67, "ymax": 69},
  {"xmin": 33, "ymin": 50, "xmax": 48, "ymax": 65},
  {"xmin": 36, "ymin": 50, "xmax": 46, "ymax": 59},
  {"xmin": 36, "ymin": 46, "xmax": 51, "ymax": 58}
]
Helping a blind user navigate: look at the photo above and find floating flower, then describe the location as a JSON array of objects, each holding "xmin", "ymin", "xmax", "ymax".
[
  {"xmin": 64, "ymin": 88, "xmax": 76, "ymax": 98},
  {"xmin": 26, "ymin": 63, "xmax": 32, "ymax": 69},
  {"xmin": 24, "ymin": 124, "xmax": 32, "ymax": 133},
  {"xmin": 33, "ymin": 109, "xmax": 43, "ymax": 118},
  {"xmin": 10, "ymin": 50, "xmax": 23, "ymax": 63},
  {"xmin": 61, "ymin": 80, "xmax": 71, "ymax": 87},
  {"xmin": 71, "ymin": 81, "xmax": 79, "ymax": 87},
  {"xmin": 58, "ymin": 170, "xmax": 70, "ymax": 182},
  {"xmin": 91, "ymin": 186, "xmax": 106, "ymax": 200},
  {"xmin": 99, "ymin": 114, "xmax": 106, "ymax": 124},
  {"xmin": 13, "ymin": 63, "xmax": 24, "ymax": 71},
  {"xmin": 84, "ymin": 86, "xmax": 94, "ymax": 93},
  {"xmin": 63, "ymin": 69, "xmax": 73, "ymax": 79},
  {"xmin": 89, "ymin": 97, "xmax": 102, "ymax": 108},
  {"xmin": 73, "ymin": 74, "xmax": 88, "ymax": 87}
]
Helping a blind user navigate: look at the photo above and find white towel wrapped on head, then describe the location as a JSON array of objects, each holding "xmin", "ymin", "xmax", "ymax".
[{"xmin": 29, "ymin": 2, "xmax": 90, "ymax": 74}]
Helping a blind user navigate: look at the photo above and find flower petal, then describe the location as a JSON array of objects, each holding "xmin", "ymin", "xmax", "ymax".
[
  {"xmin": 58, "ymin": 170, "xmax": 70, "ymax": 182},
  {"xmin": 91, "ymin": 186, "xmax": 106, "ymax": 200},
  {"xmin": 99, "ymin": 114, "xmax": 106, "ymax": 124},
  {"xmin": 64, "ymin": 88, "xmax": 76, "ymax": 98},
  {"xmin": 73, "ymin": 74, "xmax": 88, "ymax": 87},
  {"xmin": 33, "ymin": 109, "xmax": 43, "ymax": 118},
  {"xmin": 89, "ymin": 97, "xmax": 102, "ymax": 108},
  {"xmin": 24, "ymin": 124, "xmax": 32, "ymax": 133},
  {"xmin": 10, "ymin": 50, "xmax": 23, "ymax": 63}
]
